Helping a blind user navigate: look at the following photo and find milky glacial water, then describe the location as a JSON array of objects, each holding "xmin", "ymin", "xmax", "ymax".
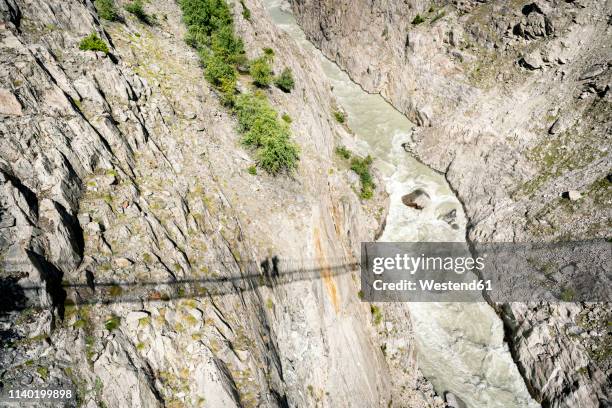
[{"xmin": 262, "ymin": 2, "xmax": 539, "ymax": 407}]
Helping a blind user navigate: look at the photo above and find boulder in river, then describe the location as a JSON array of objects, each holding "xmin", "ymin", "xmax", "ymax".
[
  {"xmin": 438, "ymin": 208, "xmax": 460, "ymax": 229},
  {"xmin": 561, "ymin": 190, "xmax": 581, "ymax": 201},
  {"xmin": 444, "ymin": 392, "xmax": 467, "ymax": 408},
  {"xmin": 438, "ymin": 208, "xmax": 457, "ymax": 225},
  {"xmin": 401, "ymin": 189, "xmax": 430, "ymax": 210}
]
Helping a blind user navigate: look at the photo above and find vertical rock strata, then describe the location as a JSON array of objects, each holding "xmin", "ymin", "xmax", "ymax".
[
  {"xmin": 0, "ymin": 0, "xmax": 436, "ymax": 406},
  {"xmin": 291, "ymin": 0, "xmax": 611, "ymax": 406}
]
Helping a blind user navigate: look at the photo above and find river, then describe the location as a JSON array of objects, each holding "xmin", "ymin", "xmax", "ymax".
[{"xmin": 262, "ymin": 2, "xmax": 538, "ymax": 407}]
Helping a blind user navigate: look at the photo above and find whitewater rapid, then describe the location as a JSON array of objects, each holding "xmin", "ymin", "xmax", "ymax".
[{"xmin": 262, "ymin": 2, "xmax": 538, "ymax": 407}]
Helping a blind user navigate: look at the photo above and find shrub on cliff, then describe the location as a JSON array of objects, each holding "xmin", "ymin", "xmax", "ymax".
[
  {"xmin": 234, "ymin": 93, "xmax": 299, "ymax": 174},
  {"xmin": 202, "ymin": 52, "xmax": 237, "ymax": 104},
  {"xmin": 79, "ymin": 33, "xmax": 109, "ymax": 54},
  {"xmin": 333, "ymin": 110, "xmax": 346, "ymax": 124},
  {"xmin": 412, "ymin": 14, "xmax": 425, "ymax": 25},
  {"xmin": 179, "ymin": 0, "xmax": 300, "ymax": 173},
  {"xmin": 250, "ymin": 56, "xmax": 273, "ymax": 87},
  {"xmin": 180, "ymin": 0, "xmax": 244, "ymax": 101},
  {"xmin": 94, "ymin": 0, "xmax": 118, "ymax": 21},
  {"xmin": 124, "ymin": 0, "xmax": 151, "ymax": 24},
  {"xmin": 335, "ymin": 146, "xmax": 351, "ymax": 159},
  {"xmin": 211, "ymin": 25, "xmax": 246, "ymax": 65},
  {"xmin": 274, "ymin": 68, "xmax": 295, "ymax": 93},
  {"xmin": 350, "ymin": 155, "xmax": 375, "ymax": 199}
]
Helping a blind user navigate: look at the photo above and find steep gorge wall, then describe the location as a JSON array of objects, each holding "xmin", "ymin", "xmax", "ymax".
[
  {"xmin": 0, "ymin": 0, "xmax": 436, "ymax": 406},
  {"xmin": 291, "ymin": 0, "xmax": 611, "ymax": 407}
]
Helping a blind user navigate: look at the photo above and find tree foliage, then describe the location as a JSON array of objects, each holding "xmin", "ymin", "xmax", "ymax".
[
  {"xmin": 235, "ymin": 93, "xmax": 299, "ymax": 174},
  {"xmin": 274, "ymin": 68, "xmax": 295, "ymax": 93},
  {"xmin": 250, "ymin": 56, "xmax": 273, "ymax": 87},
  {"xmin": 94, "ymin": 0, "xmax": 118, "ymax": 21},
  {"xmin": 179, "ymin": 0, "xmax": 300, "ymax": 173},
  {"xmin": 124, "ymin": 0, "xmax": 150, "ymax": 24},
  {"xmin": 79, "ymin": 33, "xmax": 109, "ymax": 53}
]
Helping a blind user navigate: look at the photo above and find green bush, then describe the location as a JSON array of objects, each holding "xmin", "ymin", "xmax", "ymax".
[
  {"xmin": 274, "ymin": 68, "xmax": 295, "ymax": 93},
  {"xmin": 179, "ymin": 0, "xmax": 300, "ymax": 173},
  {"xmin": 211, "ymin": 25, "xmax": 245, "ymax": 63},
  {"xmin": 124, "ymin": 0, "xmax": 150, "ymax": 24},
  {"xmin": 333, "ymin": 110, "xmax": 346, "ymax": 124},
  {"xmin": 370, "ymin": 305, "xmax": 382, "ymax": 325},
  {"xmin": 263, "ymin": 47, "xmax": 275, "ymax": 57},
  {"xmin": 95, "ymin": 0, "xmax": 118, "ymax": 21},
  {"xmin": 247, "ymin": 165, "xmax": 257, "ymax": 175},
  {"xmin": 335, "ymin": 146, "xmax": 374, "ymax": 199},
  {"xmin": 79, "ymin": 33, "xmax": 109, "ymax": 53},
  {"xmin": 203, "ymin": 52, "xmax": 237, "ymax": 103},
  {"xmin": 281, "ymin": 113, "xmax": 292, "ymax": 123},
  {"xmin": 235, "ymin": 93, "xmax": 299, "ymax": 174},
  {"xmin": 257, "ymin": 134, "xmax": 300, "ymax": 175},
  {"xmin": 104, "ymin": 315, "xmax": 121, "ymax": 331},
  {"xmin": 350, "ymin": 155, "xmax": 375, "ymax": 199},
  {"xmin": 412, "ymin": 14, "xmax": 425, "ymax": 25},
  {"xmin": 181, "ymin": 0, "xmax": 232, "ymax": 37},
  {"xmin": 250, "ymin": 56, "xmax": 273, "ymax": 87},
  {"xmin": 180, "ymin": 0, "xmax": 244, "ymax": 102},
  {"xmin": 335, "ymin": 146, "xmax": 351, "ymax": 159}
]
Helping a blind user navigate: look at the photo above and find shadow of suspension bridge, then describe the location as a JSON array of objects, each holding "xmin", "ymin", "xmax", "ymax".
[{"xmin": 2, "ymin": 257, "xmax": 360, "ymax": 310}]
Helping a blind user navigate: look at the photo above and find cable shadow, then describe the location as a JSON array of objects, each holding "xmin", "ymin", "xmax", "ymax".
[{"xmin": 15, "ymin": 259, "xmax": 360, "ymax": 307}]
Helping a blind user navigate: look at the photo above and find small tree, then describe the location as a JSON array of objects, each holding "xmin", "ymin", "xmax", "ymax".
[
  {"xmin": 274, "ymin": 68, "xmax": 295, "ymax": 93},
  {"xmin": 411, "ymin": 14, "xmax": 425, "ymax": 25},
  {"xmin": 333, "ymin": 110, "xmax": 346, "ymax": 124},
  {"xmin": 79, "ymin": 33, "xmax": 109, "ymax": 54},
  {"xmin": 204, "ymin": 52, "xmax": 237, "ymax": 104},
  {"xmin": 124, "ymin": 0, "xmax": 150, "ymax": 24},
  {"xmin": 250, "ymin": 56, "xmax": 273, "ymax": 87},
  {"xmin": 350, "ymin": 155, "xmax": 375, "ymax": 199},
  {"xmin": 95, "ymin": 0, "xmax": 118, "ymax": 21}
]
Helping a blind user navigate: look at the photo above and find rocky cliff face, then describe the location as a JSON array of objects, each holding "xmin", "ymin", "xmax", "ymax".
[
  {"xmin": 291, "ymin": 0, "xmax": 611, "ymax": 407},
  {"xmin": 0, "ymin": 0, "xmax": 439, "ymax": 406}
]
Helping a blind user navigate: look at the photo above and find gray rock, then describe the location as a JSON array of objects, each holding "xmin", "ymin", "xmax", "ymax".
[
  {"xmin": 0, "ymin": 88, "xmax": 22, "ymax": 115},
  {"xmin": 562, "ymin": 190, "xmax": 582, "ymax": 201},
  {"xmin": 580, "ymin": 65, "xmax": 606, "ymax": 80},
  {"xmin": 440, "ymin": 209, "xmax": 456, "ymax": 223},
  {"xmin": 520, "ymin": 51, "xmax": 544, "ymax": 70},
  {"xmin": 401, "ymin": 189, "xmax": 431, "ymax": 210},
  {"xmin": 445, "ymin": 392, "xmax": 467, "ymax": 408}
]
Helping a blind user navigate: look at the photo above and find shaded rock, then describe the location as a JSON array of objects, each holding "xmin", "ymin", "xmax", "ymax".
[
  {"xmin": 548, "ymin": 115, "xmax": 574, "ymax": 134},
  {"xmin": 0, "ymin": 213, "xmax": 15, "ymax": 228},
  {"xmin": 549, "ymin": 118, "xmax": 562, "ymax": 134},
  {"xmin": 438, "ymin": 209, "xmax": 457, "ymax": 225},
  {"xmin": 113, "ymin": 257, "xmax": 132, "ymax": 268},
  {"xmin": 401, "ymin": 189, "xmax": 430, "ymax": 210},
  {"xmin": 561, "ymin": 190, "xmax": 581, "ymax": 201},
  {"xmin": 519, "ymin": 51, "xmax": 544, "ymax": 70},
  {"xmin": 580, "ymin": 65, "xmax": 606, "ymax": 80},
  {"xmin": 445, "ymin": 392, "xmax": 467, "ymax": 408}
]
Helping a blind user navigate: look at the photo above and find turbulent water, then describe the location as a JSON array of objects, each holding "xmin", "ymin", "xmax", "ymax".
[{"xmin": 263, "ymin": 2, "xmax": 538, "ymax": 407}]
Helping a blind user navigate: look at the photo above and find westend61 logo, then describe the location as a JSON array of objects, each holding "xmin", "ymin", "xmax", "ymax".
[{"xmin": 361, "ymin": 241, "xmax": 611, "ymax": 303}]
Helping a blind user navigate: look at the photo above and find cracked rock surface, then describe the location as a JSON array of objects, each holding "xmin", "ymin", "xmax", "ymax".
[
  {"xmin": 291, "ymin": 0, "xmax": 611, "ymax": 407},
  {"xmin": 0, "ymin": 0, "xmax": 440, "ymax": 406}
]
